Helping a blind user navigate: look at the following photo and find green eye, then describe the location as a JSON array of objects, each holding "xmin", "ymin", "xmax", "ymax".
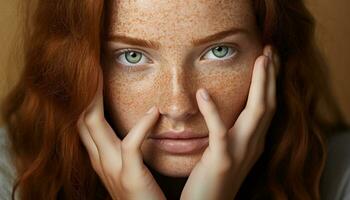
[
  {"xmin": 201, "ymin": 45, "xmax": 237, "ymax": 61},
  {"xmin": 212, "ymin": 46, "xmax": 229, "ymax": 58},
  {"xmin": 125, "ymin": 51, "xmax": 142, "ymax": 63},
  {"xmin": 114, "ymin": 49, "xmax": 152, "ymax": 69}
]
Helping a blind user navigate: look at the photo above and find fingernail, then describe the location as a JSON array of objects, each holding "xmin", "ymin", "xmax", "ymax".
[
  {"xmin": 146, "ymin": 106, "xmax": 156, "ymax": 114},
  {"xmin": 199, "ymin": 88, "xmax": 210, "ymax": 101}
]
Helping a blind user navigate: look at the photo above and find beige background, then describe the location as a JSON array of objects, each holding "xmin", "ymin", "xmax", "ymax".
[{"xmin": 1, "ymin": 0, "xmax": 349, "ymax": 123}]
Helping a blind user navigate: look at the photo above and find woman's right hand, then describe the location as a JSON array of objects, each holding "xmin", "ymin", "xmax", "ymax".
[{"xmin": 77, "ymin": 75, "xmax": 165, "ymax": 200}]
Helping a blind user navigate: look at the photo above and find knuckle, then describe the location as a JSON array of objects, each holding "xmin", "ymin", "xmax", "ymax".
[
  {"xmin": 89, "ymin": 158, "xmax": 105, "ymax": 177},
  {"xmin": 84, "ymin": 112, "xmax": 104, "ymax": 127},
  {"xmin": 90, "ymin": 159, "xmax": 100, "ymax": 172}
]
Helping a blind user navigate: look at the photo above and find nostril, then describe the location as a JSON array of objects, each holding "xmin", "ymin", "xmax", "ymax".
[
  {"xmin": 157, "ymin": 87, "xmax": 198, "ymax": 122},
  {"xmin": 162, "ymin": 106, "xmax": 191, "ymax": 121},
  {"xmin": 159, "ymin": 103, "xmax": 198, "ymax": 122}
]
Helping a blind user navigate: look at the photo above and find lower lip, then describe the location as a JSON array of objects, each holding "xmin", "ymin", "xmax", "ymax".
[{"xmin": 149, "ymin": 137, "xmax": 209, "ymax": 154}]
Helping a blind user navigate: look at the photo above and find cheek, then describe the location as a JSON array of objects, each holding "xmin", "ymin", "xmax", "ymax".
[
  {"xmin": 199, "ymin": 65, "xmax": 253, "ymax": 129},
  {"xmin": 104, "ymin": 74, "xmax": 156, "ymax": 138}
]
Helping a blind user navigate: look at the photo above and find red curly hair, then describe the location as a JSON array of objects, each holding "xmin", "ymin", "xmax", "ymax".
[{"xmin": 2, "ymin": 0, "xmax": 348, "ymax": 199}]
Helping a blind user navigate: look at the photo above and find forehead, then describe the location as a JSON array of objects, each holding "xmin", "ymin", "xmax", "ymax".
[{"xmin": 107, "ymin": 0, "xmax": 256, "ymax": 46}]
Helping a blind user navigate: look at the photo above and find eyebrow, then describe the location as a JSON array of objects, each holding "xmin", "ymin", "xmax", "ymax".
[
  {"xmin": 107, "ymin": 27, "xmax": 247, "ymax": 50},
  {"xmin": 191, "ymin": 27, "xmax": 247, "ymax": 46},
  {"xmin": 107, "ymin": 34, "xmax": 161, "ymax": 50}
]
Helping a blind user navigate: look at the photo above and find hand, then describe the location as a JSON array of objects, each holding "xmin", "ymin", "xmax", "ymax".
[
  {"xmin": 180, "ymin": 45, "xmax": 279, "ymax": 200},
  {"xmin": 77, "ymin": 73, "xmax": 165, "ymax": 200}
]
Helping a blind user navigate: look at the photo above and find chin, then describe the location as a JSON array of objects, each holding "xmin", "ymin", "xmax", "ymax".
[{"xmin": 142, "ymin": 144, "xmax": 205, "ymax": 177}]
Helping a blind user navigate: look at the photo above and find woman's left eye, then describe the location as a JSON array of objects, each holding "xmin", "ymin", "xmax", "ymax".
[
  {"xmin": 201, "ymin": 45, "xmax": 237, "ymax": 61},
  {"xmin": 114, "ymin": 49, "xmax": 151, "ymax": 66}
]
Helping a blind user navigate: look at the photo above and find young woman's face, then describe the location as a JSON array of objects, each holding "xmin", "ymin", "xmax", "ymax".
[{"xmin": 103, "ymin": 0, "xmax": 262, "ymax": 177}]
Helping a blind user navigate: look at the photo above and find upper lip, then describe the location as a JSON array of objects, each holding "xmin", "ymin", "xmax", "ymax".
[{"xmin": 150, "ymin": 130, "xmax": 208, "ymax": 139}]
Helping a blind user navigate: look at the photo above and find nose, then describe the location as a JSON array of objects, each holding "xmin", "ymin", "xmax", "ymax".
[{"xmin": 157, "ymin": 67, "xmax": 198, "ymax": 122}]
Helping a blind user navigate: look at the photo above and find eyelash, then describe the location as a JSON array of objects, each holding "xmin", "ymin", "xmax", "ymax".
[{"xmin": 113, "ymin": 44, "xmax": 238, "ymax": 70}]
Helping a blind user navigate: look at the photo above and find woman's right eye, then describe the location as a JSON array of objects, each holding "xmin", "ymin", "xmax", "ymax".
[{"xmin": 114, "ymin": 49, "xmax": 152, "ymax": 67}]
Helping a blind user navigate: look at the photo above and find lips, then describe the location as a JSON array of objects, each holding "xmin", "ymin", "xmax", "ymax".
[
  {"xmin": 148, "ymin": 130, "xmax": 209, "ymax": 154},
  {"xmin": 149, "ymin": 130, "xmax": 208, "ymax": 139}
]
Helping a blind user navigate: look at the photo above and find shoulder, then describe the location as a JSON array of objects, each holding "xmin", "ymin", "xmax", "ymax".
[
  {"xmin": 0, "ymin": 127, "xmax": 17, "ymax": 200},
  {"xmin": 321, "ymin": 129, "xmax": 350, "ymax": 200}
]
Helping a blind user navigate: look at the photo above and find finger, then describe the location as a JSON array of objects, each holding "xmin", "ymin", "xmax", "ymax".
[
  {"xmin": 84, "ymin": 74, "xmax": 121, "ymax": 156},
  {"xmin": 77, "ymin": 113, "xmax": 113, "ymax": 191},
  {"xmin": 227, "ymin": 46, "xmax": 271, "ymax": 165},
  {"xmin": 255, "ymin": 46, "xmax": 278, "ymax": 141},
  {"xmin": 121, "ymin": 106, "xmax": 160, "ymax": 172},
  {"xmin": 244, "ymin": 46, "xmax": 277, "ymax": 164},
  {"xmin": 245, "ymin": 54, "xmax": 269, "ymax": 116},
  {"xmin": 196, "ymin": 88, "xmax": 228, "ymax": 153},
  {"xmin": 77, "ymin": 113, "xmax": 100, "ymax": 168},
  {"xmin": 83, "ymin": 73, "xmax": 124, "ymax": 192},
  {"xmin": 229, "ymin": 51, "xmax": 269, "ymax": 151}
]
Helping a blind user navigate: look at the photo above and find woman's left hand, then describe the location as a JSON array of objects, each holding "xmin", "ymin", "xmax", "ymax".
[{"xmin": 180, "ymin": 45, "xmax": 279, "ymax": 200}]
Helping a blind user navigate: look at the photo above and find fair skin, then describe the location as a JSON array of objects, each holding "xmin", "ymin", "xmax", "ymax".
[{"xmin": 77, "ymin": 0, "xmax": 279, "ymax": 199}]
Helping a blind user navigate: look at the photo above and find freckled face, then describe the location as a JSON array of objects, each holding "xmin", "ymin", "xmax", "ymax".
[{"xmin": 103, "ymin": 0, "xmax": 262, "ymax": 177}]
